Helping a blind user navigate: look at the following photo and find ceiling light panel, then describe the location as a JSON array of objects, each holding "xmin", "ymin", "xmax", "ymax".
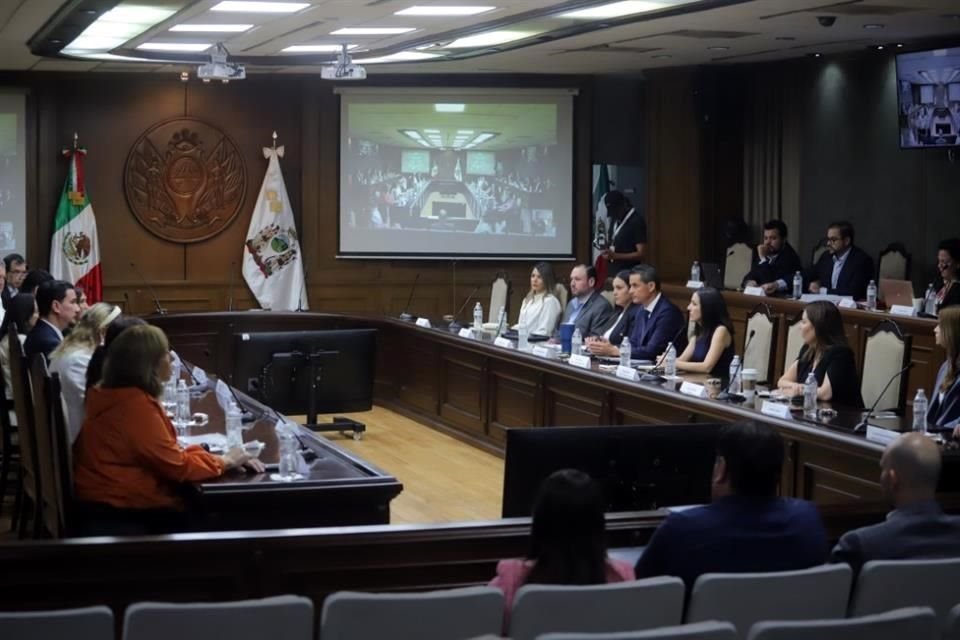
[
  {"xmin": 331, "ymin": 27, "xmax": 417, "ymax": 35},
  {"xmin": 353, "ymin": 51, "xmax": 441, "ymax": 63},
  {"xmin": 558, "ymin": 0, "xmax": 694, "ymax": 19},
  {"xmin": 395, "ymin": 6, "xmax": 496, "ymax": 16},
  {"xmin": 62, "ymin": 3, "xmax": 177, "ymax": 54},
  {"xmin": 211, "ymin": 2, "xmax": 310, "ymax": 12},
  {"xmin": 137, "ymin": 42, "xmax": 213, "ymax": 51},
  {"xmin": 446, "ymin": 30, "xmax": 535, "ymax": 47},
  {"xmin": 169, "ymin": 24, "xmax": 255, "ymax": 32},
  {"xmin": 282, "ymin": 44, "xmax": 358, "ymax": 52}
]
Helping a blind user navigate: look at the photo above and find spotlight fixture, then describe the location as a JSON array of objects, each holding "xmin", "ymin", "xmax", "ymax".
[{"xmin": 874, "ymin": 44, "xmax": 885, "ymax": 50}]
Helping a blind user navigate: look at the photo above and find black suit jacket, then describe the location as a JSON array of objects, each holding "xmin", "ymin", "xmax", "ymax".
[
  {"xmin": 939, "ymin": 281, "xmax": 960, "ymax": 313},
  {"xmin": 742, "ymin": 242, "xmax": 803, "ymax": 291},
  {"xmin": 810, "ymin": 245, "xmax": 875, "ymax": 299},
  {"xmin": 1, "ymin": 287, "xmax": 13, "ymax": 311},
  {"xmin": 24, "ymin": 321, "xmax": 62, "ymax": 360},
  {"xmin": 626, "ymin": 295, "xmax": 686, "ymax": 361},
  {"xmin": 599, "ymin": 305, "xmax": 635, "ymax": 346},
  {"xmin": 609, "ymin": 210, "xmax": 647, "ymax": 275}
]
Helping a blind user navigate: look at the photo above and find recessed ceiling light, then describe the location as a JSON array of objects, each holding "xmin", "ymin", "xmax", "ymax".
[
  {"xmin": 331, "ymin": 27, "xmax": 417, "ymax": 35},
  {"xmin": 558, "ymin": 1, "xmax": 674, "ymax": 19},
  {"xmin": 170, "ymin": 24, "xmax": 254, "ymax": 32},
  {"xmin": 652, "ymin": 54, "xmax": 671, "ymax": 59},
  {"xmin": 447, "ymin": 30, "xmax": 534, "ymax": 47},
  {"xmin": 282, "ymin": 44, "xmax": 357, "ymax": 52},
  {"xmin": 895, "ymin": 43, "xmax": 904, "ymax": 48},
  {"xmin": 874, "ymin": 44, "xmax": 885, "ymax": 50},
  {"xmin": 863, "ymin": 23, "xmax": 884, "ymax": 30},
  {"xmin": 810, "ymin": 52, "xmax": 822, "ymax": 58},
  {"xmin": 435, "ymin": 103, "xmax": 465, "ymax": 112},
  {"xmin": 137, "ymin": 42, "xmax": 213, "ymax": 52},
  {"xmin": 352, "ymin": 51, "xmax": 440, "ymax": 63},
  {"xmin": 211, "ymin": 2, "xmax": 309, "ymax": 12},
  {"xmin": 395, "ymin": 6, "xmax": 496, "ymax": 16},
  {"xmin": 707, "ymin": 46, "xmax": 729, "ymax": 51}
]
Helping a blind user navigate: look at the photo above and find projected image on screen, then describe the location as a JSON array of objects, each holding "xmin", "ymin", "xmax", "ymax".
[
  {"xmin": 338, "ymin": 91, "xmax": 575, "ymax": 259},
  {"xmin": 896, "ymin": 47, "xmax": 960, "ymax": 148}
]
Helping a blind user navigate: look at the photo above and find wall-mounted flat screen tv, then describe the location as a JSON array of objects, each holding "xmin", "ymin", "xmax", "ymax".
[{"xmin": 896, "ymin": 46, "xmax": 960, "ymax": 148}]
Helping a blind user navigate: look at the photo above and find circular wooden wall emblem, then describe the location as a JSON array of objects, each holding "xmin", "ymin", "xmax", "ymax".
[{"xmin": 124, "ymin": 118, "xmax": 246, "ymax": 243}]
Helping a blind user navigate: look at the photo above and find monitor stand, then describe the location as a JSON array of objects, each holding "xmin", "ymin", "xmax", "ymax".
[{"xmin": 282, "ymin": 349, "xmax": 367, "ymax": 441}]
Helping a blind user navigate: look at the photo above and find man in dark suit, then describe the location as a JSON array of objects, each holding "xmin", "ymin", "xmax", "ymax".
[
  {"xmin": 830, "ymin": 433, "xmax": 960, "ymax": 575},
  {"xmin": 561, "ymin": 264, "xmax": 613, "ymax": 337},
  {"xmin": 742, "ymin": 220, "xmax": 803, "ymax": 296},
  {"xmin": 626, "ymin": 264, "xmax": 686, "ymax": 361},
  {"xmin": 635, "ymin": 421, "xmax": 827, "ymax": 590},
  {"xmin": 25, "ymin": 279, "xmax": 80, "ymax": 360},
  {"xmin": 1, "ymin": 253, "xmax": 26, "ymax": 310},
  {"xmin": 808, "ymin": 221, "xmax": 875, "ymax": 299},
  {"xmin": 601, "ymin": 191, "xmax": 647, "ymax": 276}
]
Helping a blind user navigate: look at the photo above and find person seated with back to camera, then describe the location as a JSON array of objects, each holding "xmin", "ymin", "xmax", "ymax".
[
  {"xmin": 586, "ymin": 270, "xmax": 635, "ymax": 356},
  {"xmin": 672, "ymin": 287, "xmax": 735, "ymax": 376},
  {"xmin": 489, "ymin": 468, "xmax": 634, "ymax": 626},
  {"xmin": 777, "ymin": 300, "xmax": 864, "ymax": 409},
  {"xmin": 514, "ymin": 261, "xmax": 562, "ymax": 337},
  {"xmin": 72, "ymin": 324, "xmax": 264, "ymax": 534}
]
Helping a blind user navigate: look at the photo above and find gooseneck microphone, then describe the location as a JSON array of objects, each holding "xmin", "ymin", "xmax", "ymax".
[
  {"xmin": 398, "ymin": 273, "xmax": 421, "ymax": 322},
  {"xmin": 129, "ymin": 262, "xmax": 166, "ymax": 315},
  {"xmin": 639, "ymin": 323, "xmax": 689, "ymax": 383},
  {"xmin": 853, "ymin": 362, "xmax": 914, "ymax": 433},
  {"xmin": 448, "ymin": 284, "xmax": 482, "ymax": 332},
  {"xmin": 717, "ymin": 329, "xmax": 756, "ymax": 402},
  {"xmin": 227, "ymin": 260, "xmax": 236, "ymax": 312}
]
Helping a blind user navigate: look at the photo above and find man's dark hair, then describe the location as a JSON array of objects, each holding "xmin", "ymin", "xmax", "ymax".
[
  {"xmin": 716, "ymin": 421, "xmax": 784, "ymax": 497},
  {"xmin": 576, "ymin": 264, "xmax": 598, "ymax": 283},
  {"xmin": 3, "ymin": 253, "xmax": 25, "ymax": 272},
  {"xmin": 828, "ymin": 221, "xmax": 855, "ymax": 244},
  {"xmin": 630, "ymin": 264, "xmax": 661, "ymax": 291},
  {"xmin": 21, "ymin": 269, "xmax": 54, "ymax": 295},
  {"xmin": 938, "ymin": 238, "xmax": 960, "ymax": 264},
  {"xmin": 604, "ymin": 190, "xmax": 631, "ymax": 210},
  {"xmin": 36, "ymin": 279, "xmax": 74, "ymax": 317},
  {"xmin": 763, "ymin": 220, "xmax": 788, "ymax": 239}
]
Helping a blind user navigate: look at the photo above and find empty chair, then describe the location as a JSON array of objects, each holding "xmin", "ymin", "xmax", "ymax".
[
  {"xmin": 849, "ymin": 558, "xmax": 960, "ymax": 625},
  {"xmin": 321, "ymin": 586, "xmax": 503, "ymax": 640},
  {"xmin": 555, "ymin": 282, "xmax": 569, "ymax": 311},
  {"xmin": 8, "ymin": 324, "xmax": 40, "ymax": 538},
  {"xmin": 123, "ymin": 595, "xmax": 312, "ymax": 640},
  {"xmin": 860, "ymin": 320, "xmax": 911, "ymax": 414},
  {"xmin": 685, "ymin": 564, "xmax": 852, "ymax": 639},
  {"xmin": 0, "ymin": 605, "xmax": 113, "ymax": 640},
  {"xmin": 538, "ymin": 621, "xmax": 737, "ymax": 640},
  {"xmin": 781, "ymin": 314, "xmax": 803, "ymax": 378},
  {"xmin": 489, "ymin": 272, "xmax": 511, "ymax": 324},
  {"xmin": 946, "ymin": 603, "xmax": 960, "ymax": 640},
  {"xmin": 747, "ymin": 606, "xmax": 937, "ymax": 640},
  {"xmin": 810, "ymin": 238, "xmax": 829, "ymax": 267},
  {"xmin": 510, "ymin": 577, "xmax": 685, "ymax": 640},
  {"xmin": 877, "ymin": 242, "xmax": 911, "ymax": 282},
  {"xmin": 743, "ymin": 304, "xmax": 777, "ymax": 384},
  {"xmin": 724, "ymin": 243, "xmax": 752, "ymax": 291}
]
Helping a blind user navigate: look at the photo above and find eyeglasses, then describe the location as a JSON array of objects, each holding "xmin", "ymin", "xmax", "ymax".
[{"xmin": 826, "ymin": 236, "xmax": 843, "ymax": 244}]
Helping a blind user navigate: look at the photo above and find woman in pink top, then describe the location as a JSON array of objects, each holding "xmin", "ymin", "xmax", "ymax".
[{"xmin": 489, "ymin": 469, "xmax": 635, "ymax": 619}]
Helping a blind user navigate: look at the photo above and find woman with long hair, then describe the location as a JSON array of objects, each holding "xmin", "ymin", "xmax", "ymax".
[
  {"xmin": 586, "ymin": 270, "xmax": 634, "ymax": 356},
  {"xmin": 0, "ymin": 293, "xmax": 38, "ymax": 404},
  {"xmin": 930, "ymin": 307, "xmax": 960, "ymax": 435},
  {"xmin": 73, "ymin": 325, "xmax": 263, "ymax": 527},
  {"xmin": 675, "ymin": 287, "xmax": 735, "ymax": 376},
  {"xmin": 515, "ymin": 261, "xmax": 562, "ymax": 337},
  {"xmin": 935, "ymin": 238, "xmax": 960, "ymax": 313},
  {"xmin": 49, "ymin": 302, "xmax": 120, "ymax": 442},
  {"xmin": 489, "ymin": 469, "xmax": 634, "ymax": 618},
  {"xmin": 85, "ymin": 315, "xmax": 147, "ymax": 391},
  {"xmin": 777, "ymin": 301, "xmax": 863, "ymax": 408}
]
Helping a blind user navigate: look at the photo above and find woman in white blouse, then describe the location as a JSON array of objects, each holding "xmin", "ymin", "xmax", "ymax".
[
  {"xmin": 49, "ymin": 302, "xmax": 120, "ymax": 444},
  {"xmin": 516, "ymin": 262, "xmax": 562, "ymax": 337}
]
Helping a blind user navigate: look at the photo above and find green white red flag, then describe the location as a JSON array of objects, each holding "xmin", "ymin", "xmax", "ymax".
[{"xmin": 50, "ymin": 141, "xmax": 102, "ymax": 302}]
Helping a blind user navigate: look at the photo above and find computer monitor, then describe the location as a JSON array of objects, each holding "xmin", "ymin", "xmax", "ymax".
[
  {"xmin": 502, "ymin": 423, "xmax": 721, "ymax": 518},
  {"xmin": 230, "ymin": 329, "xmax": 377, "ymax": 414}
]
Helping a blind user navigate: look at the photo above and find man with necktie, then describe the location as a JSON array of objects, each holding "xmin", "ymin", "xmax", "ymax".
[{"xmin": 626, "ymin": 264, "xmax": 686, "ymax": 361}]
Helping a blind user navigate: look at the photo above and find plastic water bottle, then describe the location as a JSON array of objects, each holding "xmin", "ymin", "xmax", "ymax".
[
  {"xmin": 518, "ymin": 324, "xmax": 529, "ymax": 351},
  {"xmin": 497, "ymin": 306, "xmax": 507, "ymax": 335},
  {"xmin": 571, "ymin": 328, "xmax": 583, "ymax": 355},
  {"xmin": 664, "ymin": 342, "xmax": 677, "ymax": 377},
  {"xmin": 690, "ymin": 261, "xmax": 701, "ymax": 283},
  {"xmin": 619, "ymin": 337, "xmax": 632, "ymax": 367},
  {"xmin": 923, "ymin": 284, "xmax": 937, "ymax": 316},
  {"xmin": 913, "ymin": 389, "xmax": 928, "ymax": 432},
  {"xmin": 728, "ymin": 355, "xmax": 741, "ymax": 394},
  {"xmin": 866, "ymin": 280, "xmax": 878, "ymax": 311},
  {"xmin": 473, "ymin": 301, "xmax": 483, "ymax": 330},
  {"xmin": 276, "ymin": 424, "xmax": 301, "ymax": 481},
  {"xmin": 803, "ymin": 372, "xmax": 817, "ymax": 417},
  {"xmin": 175, "ymin": 379, "xmax": 191, "ymax": 434},
  {"xmin": 225, "ymin": 401, "xmax": 243, "ymax": 450},
  {"xmin": 792, "ymin": 272, "xmax": 803, "ymax": 300}
]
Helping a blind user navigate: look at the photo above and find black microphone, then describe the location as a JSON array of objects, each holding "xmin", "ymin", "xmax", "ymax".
[
  {"xmin": 448, "ymin": 284, "xmax": 482, "ymax": 332},
  {"xmin": 639, "ymin": 323, "xmax": 689, "ymax": 383},
  {"xmin": 398, "ymin": 273, "xmax": 421, "ymax": 322},
  {"xmin": 227, "ymin": 261, "xmax": 236, "ymax": 312},
  {"xmin": 853, "ymin": 362, "xmax": 914, "ymax": 433},
  {"xmin": 203, "ymin": 347, "xmax": 257, "ymax": 423},
  {"xmin": 271, "ymin": 407, "xmax": 318, "ymax": 462},
  {"xmin": 716, "ymin": 329, "xmax": 756, "ymax": 403},
  {"xmin": 129, "ymin": 262, "xmax": 165, "ymax": 315},
  {"xmin": 122, "ymin": 291, "xmax": 130, "ymax": 312}
]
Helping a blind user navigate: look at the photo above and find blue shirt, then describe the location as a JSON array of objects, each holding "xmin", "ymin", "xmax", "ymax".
[
  {"xmin": 568, "ymin": 295, "xmax": 586, "ymax": 324},
  {"xmin": 831, "ymin": 248, "xmax": 851, "ymax": 290}
]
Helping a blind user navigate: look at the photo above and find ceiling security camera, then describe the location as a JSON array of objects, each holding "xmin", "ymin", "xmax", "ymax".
[{"xmin": 817, "ymin": 15, "xmax": 837, "ymax": 27}]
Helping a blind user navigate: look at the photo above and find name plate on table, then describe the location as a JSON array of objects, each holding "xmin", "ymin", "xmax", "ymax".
[
  {"xmin": 838, "ymin": 298, "xmax": 857, "ymax": 309},
  {"xmin": 761, "ymin": 401, "xmax": 793, "ymax": 420},
  {"xmin": 569, "ymin": 353, "xmax": 592, "ymax": 370},
  {"xmin": 458, "ymin": 328, "xmax": 474, "ymax": 339},
  {"xmin": 616, "ymin": 365, "xmax": 640, "ymax": 381},
  {"xmin": 679, "ymin": 381, "xmax": 707, "ymax": 398},
  {"xmin": 415, "ymin": 317, "xmax": 432, "ymax": 328},
  {"xmin": 890, "ymin": 304, "xmax": 917, "ymax": 317},
  {"xmin": 686, "ymin": 280, "xmax": 704, "ymax": 289},
  {"xmin": 532, "ymin": 345, "xmax": 557, "ymax": 360},
  {"xmin": 494, "ymin": 336, "xmax": 514, "ymax": 349},
  {"xmin": 866, "ymin": 425, "xmax": 899, "ymax": 445},
  {"xmin": 743, "ymin": 286, "xmax": 767, "ymax": 297}
]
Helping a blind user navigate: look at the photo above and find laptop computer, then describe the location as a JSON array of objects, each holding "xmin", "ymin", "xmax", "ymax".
[{"xmin": 879, "ymin": 278, "xmax": 914, "ymax": 309}]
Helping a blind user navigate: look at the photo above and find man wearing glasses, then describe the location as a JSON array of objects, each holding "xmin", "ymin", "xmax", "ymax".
[
  {"xmin": 808, "ymin": 221, "xmax": 875, "ymax": 299},
  {"xmin": 1, "ymin": 253, "xmax": 26, "ymax": 310}
]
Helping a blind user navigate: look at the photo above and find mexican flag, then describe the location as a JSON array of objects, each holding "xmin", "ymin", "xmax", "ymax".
[{"xmin": 50, "ymin": 144, "xmax": 102, "ymax": 302}]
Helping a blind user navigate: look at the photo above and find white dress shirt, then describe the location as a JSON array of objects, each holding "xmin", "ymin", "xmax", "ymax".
[
  {"xmin": 517, "ymin": 293, "xmax": 562, "ymax": 336},
  {"xmin": 49, "ymin": 345, "xmax": 94, "ymax": 444}
]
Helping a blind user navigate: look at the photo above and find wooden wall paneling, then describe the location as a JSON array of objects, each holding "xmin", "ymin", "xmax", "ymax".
[
  {"xmin": 439, "ymin": 347, "xmax": 486, "ymax": 435},
  {"xmin": 487, "ymin": 361, "xmax": 540, "ymax": 444},
  {"xmin": 395, "ymin": 335, "xmax": 441, "ymax": 416},
  {"xmin": 907, "ymin": 332, "xmax": 942, "ymax": 408},
  {"xmin": 796, "ymin": 441, "xmax": 883, "ymax": 504},
  {"xmin": 611, "ymin": 391, "xmax": 707, "ymax": 425},
  {"xmin": 542, "ymin": 374, "xmax": 606, "ymax": 426}
]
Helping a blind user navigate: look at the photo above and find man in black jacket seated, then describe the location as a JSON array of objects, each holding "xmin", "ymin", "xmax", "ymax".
[
  {"xmin": 742, "ymin": 220, "xmax": 803, "ymax": 296},
  {"xmin": 808, "ymin": 221, "xmax": 875, "ymax": 299}
]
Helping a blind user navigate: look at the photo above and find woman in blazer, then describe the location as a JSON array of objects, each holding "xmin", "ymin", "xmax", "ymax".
[
  {"xmin": 586, "ymin": 270, "xmax": 634, "ymax": 355},
  {"xmin": 930, "ymin": 306, "xmax": 960, "ymax": 434}
]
